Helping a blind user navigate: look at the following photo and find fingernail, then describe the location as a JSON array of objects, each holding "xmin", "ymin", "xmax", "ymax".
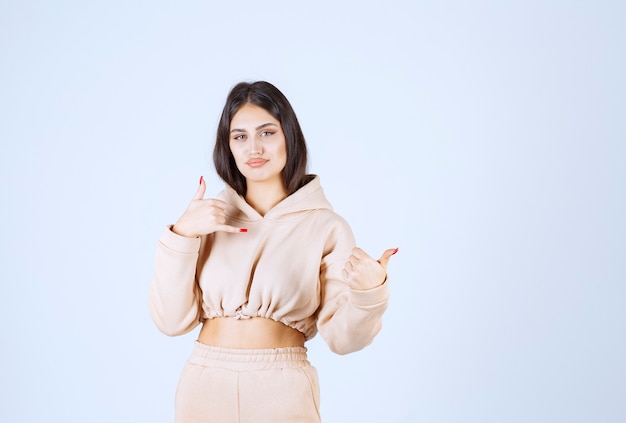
[
  {"xmin": 239, "ymin": 228, "xmax": 248, "ymax": 233},
  {"xmin": 199, "ymin": 176, "xmax": 203, "ymax": 185},
  {"xmin": 392, "ymin": 247, "xmax": 399, "ymax": 255}
]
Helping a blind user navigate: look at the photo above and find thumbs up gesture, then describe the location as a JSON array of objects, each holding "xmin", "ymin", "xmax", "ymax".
[
  {"xmin": 171, "ymin": 176, "xmax": 248, "ymax": 238},
  {"xmin": 342, "ymin": 247, "xmax": 398, "ymax": 290}
]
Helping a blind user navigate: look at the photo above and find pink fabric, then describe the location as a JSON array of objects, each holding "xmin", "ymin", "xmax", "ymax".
[{"xmin": 175, "ymin": 342, "xmax": 321, "ymax": 423}]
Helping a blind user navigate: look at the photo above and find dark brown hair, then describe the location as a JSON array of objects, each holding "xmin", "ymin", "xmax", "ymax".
[{"xmin": 213, "ymin": 81, "xmax": 310, "ymax": 196}]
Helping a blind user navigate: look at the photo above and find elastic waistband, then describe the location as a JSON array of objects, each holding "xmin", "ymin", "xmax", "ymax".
[{"xmin": 188, "ymin": 341, "xmax": 310, "ymax": 371}]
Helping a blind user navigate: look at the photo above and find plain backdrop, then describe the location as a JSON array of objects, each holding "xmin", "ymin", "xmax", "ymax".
[{"xmin": 1, "ymin": 1, "xmax": 625, "ymax": 422}]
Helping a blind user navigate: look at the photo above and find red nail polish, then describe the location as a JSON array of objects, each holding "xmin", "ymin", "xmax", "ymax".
[
  {"xmin": 239, "ymin": 228, "xmax": 248, "ymax": 233},
  {"xmin": 392, "ymin": 248, "xmax": 399, "ymax": 255},
  {"xmin": 199, "ymin": 176, "xmax": 203, "ymax": 185}
]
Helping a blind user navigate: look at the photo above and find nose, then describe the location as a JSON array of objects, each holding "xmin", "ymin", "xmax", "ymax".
[{"xmin": 249, "ymin": 137, "xmax": 263, "ymax": 155}]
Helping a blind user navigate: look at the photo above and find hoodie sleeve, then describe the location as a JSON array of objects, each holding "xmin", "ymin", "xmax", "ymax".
[
  {"xmin": 148, "ymin": 226, "xmax": 203, "ymax": 336},
  {"xmin": 316, "ymin": 217, "xmax": 390, "ymax": 355}
]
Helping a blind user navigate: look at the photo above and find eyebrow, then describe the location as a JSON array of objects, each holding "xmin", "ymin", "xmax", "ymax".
[{"xmin": 230, "ymin": 123, "xmax": 278, "ymax": 133}]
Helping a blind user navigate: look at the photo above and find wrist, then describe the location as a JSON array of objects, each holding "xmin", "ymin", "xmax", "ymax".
[
  {"xmin": 170, "ymin": 224, "xmax": 197, "ymax": 238},
  {"xmin": 349, "ymin": 277, "xmax": 386, "ymax": 291}
]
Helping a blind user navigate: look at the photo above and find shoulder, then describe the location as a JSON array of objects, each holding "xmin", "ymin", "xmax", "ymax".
[
  {"xmin": 311, "ymin": 209, "xmax": 355, "ymax": 257},
  {"xmin": 317, "ymin": 208, "xmax": 351, "ymax": 229}
]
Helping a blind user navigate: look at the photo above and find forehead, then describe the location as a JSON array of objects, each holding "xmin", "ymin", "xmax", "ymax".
[{"xmin": 230, "ymin": 104, "xmax": 280, "ymax": 129}]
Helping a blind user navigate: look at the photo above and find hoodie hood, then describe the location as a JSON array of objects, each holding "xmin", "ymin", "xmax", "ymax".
[{"xmin": 218, "ymin": 175, "xmax": 333, "ymax": 223}]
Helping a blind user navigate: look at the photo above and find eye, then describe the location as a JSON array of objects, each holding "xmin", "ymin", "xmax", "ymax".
[
  {"xmin": 233, "ymin": 134, "xmax": 246, "ymax": 141},
  {"xmin": 260, "ymin": 130, "xmax": 275, "ymax": 137}
]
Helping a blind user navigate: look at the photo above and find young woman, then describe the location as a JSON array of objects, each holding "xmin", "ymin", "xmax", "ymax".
[{"xmin": 149, "ymin": 81, "xmax": 397, "ymax": 422}]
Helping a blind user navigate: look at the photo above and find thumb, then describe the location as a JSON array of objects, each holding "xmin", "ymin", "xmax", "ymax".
[
  {"xmin": 377, "ymin": 247, "xmax": 399, "ymax": 269},
  {"xmin": 193, "ymin": 175, "xmax": 206, "ymax": 200}
]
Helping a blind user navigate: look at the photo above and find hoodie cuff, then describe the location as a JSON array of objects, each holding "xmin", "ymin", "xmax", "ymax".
[
  {"xmin": 159, "ymin": 225, "xmax": 202, "ymax": 254},
  {"xmin": 349, "ymin": 280, "xmax": 390, "ymax": 307}
]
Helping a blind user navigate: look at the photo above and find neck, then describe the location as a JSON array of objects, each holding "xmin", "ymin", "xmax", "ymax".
[{"xmin": 245, "ymin": 180, "xmax": 288, "ymax": 216}]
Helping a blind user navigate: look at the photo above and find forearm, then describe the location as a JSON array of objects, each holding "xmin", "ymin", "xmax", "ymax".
[
  {"xmin": 318, "ymin": 270, "xmax": 390, "ymax": 354},
  {"xmin": 148, "ymin": 227, "xmax": 203, "ymax": 336}
]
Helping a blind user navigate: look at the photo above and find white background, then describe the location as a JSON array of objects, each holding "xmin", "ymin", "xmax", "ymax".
[{"xmin": 1, "ymin": 1, "xmax": 625, "ymax": 422}]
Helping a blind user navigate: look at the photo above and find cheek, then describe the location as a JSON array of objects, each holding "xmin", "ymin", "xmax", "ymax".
[
  {"xmin": 277, "ymin": 141, "xmax": 287, "ymax": 162},
  {"xmin": 229, "ymin": 143, "xmax": 244, "ymax": 162}
]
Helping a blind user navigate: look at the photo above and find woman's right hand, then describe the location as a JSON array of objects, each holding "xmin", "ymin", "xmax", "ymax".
[{"xmin": 171, "ymin": 176, "xmax": 248, "ymax": 238}]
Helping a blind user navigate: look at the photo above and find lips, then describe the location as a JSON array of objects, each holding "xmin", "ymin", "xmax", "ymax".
[{"xmin": 246, "ymin": 158, "xmax": 268, "ymax": 168}]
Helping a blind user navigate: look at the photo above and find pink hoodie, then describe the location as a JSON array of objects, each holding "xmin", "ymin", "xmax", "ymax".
[{"xmin": 149, "ymin": 176, "xmax": 389, "ymax": 354}]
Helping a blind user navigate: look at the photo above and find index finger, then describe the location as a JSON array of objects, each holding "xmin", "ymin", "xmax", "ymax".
[
  {"xmin": 350, "ymin": 247, "xmax": 369, "ymax": 260},
  {"xmin": 214, "ymin": 224, "xmax": 248, "ymax": 234}
]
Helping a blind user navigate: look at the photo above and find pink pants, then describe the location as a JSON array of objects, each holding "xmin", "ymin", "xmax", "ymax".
[{"xmin": 175, "ymin": 342, "xmax": 321, "ymax": 423}]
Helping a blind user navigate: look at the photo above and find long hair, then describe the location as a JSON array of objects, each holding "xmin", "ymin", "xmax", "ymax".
[{"xmin": 213, "ymin": 81, "xmax": 310, "ymax": 196}]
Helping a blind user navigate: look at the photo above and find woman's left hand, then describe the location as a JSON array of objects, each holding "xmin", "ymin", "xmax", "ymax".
[{"xmin": 342, "ymin": 247, "xmax": 398, "ymax": 290}]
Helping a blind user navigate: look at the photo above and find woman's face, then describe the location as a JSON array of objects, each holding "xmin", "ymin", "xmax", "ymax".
[{"xmin": 229, "ymin": 103, "xmax": 287, "ymax": 188}]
